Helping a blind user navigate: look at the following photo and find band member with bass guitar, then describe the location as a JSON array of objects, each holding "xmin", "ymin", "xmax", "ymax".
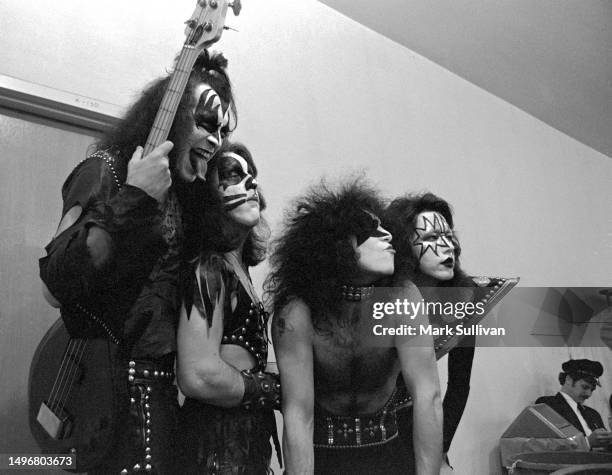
[
  {"xmin": 37, "ymin": 49, "xmax": 236, "ymax": 474},
  {"xmin": 177, "ymin": 142, "xmax": 281, "ymax": 473}
]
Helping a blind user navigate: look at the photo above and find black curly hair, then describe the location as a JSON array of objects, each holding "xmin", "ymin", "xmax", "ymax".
[
  {"xmin": 95, "ymin": 50, "xmax": 236, "ymax": 172},
  {"xmin": 182, "ymin": 141, "xmax": 269, "ymax": 266},
  {"xmin": 383, "ymin": 192, "xmax": 470, "ymax": 287},
  {"xmin": 265, "ymin": 179, "xmax": 387, "ymax": 329}
]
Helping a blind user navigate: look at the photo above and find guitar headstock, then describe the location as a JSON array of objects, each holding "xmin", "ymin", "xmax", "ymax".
[{"xmin": 184, "ymin": 0, "xmax": 242, "ymax": 49}]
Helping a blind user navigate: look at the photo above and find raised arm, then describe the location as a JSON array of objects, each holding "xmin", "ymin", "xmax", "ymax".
[
  {"xmin": 395, "ymin": 283, "xmax": 442, "ymax": 475},
  {"xmin": 39, "ymin": 143, "xmax": 173, "ymax": 313},
  {"xmin": 272, "ymin": 299, "xmax": 315, "ymax": 475}
]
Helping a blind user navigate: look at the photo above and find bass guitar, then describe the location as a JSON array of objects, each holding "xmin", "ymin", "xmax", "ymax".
[{"xmin": 28, "ymin": 1, "xmax": 241, "ymax": 471}]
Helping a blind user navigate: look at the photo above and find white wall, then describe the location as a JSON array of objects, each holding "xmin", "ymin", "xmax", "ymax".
[{"xmin": 2, "ymin": 1, "xmax": 611, "ymax": 473}]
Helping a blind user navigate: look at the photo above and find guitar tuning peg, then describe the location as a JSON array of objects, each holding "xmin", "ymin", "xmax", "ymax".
[
  {"xmin": 223, "ymin": 25, "xmax": 239, "ymax": 32},
  {"xmin": 229, "ymin": 0, "xmax": 242, "ymax": 16},
  {"xmin": 184, "ymin": 19, "xmax": 197, "ymax": 29}
]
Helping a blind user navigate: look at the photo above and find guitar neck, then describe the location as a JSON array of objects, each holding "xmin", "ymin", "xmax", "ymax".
[{"xmin": 143, "ymin": 45, "xmax": 200, "ymax": 156}]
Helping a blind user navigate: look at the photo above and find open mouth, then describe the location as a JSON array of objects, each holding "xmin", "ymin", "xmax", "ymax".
[
  {"xmin": 189, "ymin": 148, "xmax": 212, "ymax": 180},
  {"xmin": 190, "ymin": 147, "xmax": 210, "ymax": 163},
  {"xmin": 441, "ymin": 257, "xmax": 454, "ymax": 268}
]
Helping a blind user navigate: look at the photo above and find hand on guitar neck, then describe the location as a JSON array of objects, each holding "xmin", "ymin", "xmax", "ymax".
[{"xmin": 125, "ymin": 140, "xmax": 174, "ymax": 203}]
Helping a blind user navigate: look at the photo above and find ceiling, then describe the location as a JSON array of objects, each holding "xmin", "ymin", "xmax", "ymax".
[{"xmin": 319, "ymin": 0, "xmax": 612, "ymax": 158}]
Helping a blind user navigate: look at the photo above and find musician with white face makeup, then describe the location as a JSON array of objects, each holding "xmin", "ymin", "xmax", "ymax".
[
  {"xmin": 384, "ymin": 193, "xmax": 477, "ymax": 474},
  {"xmin": 38, "ymin": 51, "xmax": 235, "ymax": 474},
  {"xmin": 268, "ymin": 181, "xmax": 442, "ymax": 475},
  {"xmin": 177, "ymin": 142, "xmax": 280, "ymax": 474}
]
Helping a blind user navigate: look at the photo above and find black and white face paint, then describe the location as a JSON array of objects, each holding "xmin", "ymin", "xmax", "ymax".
[
  {"xmin": 354, "ymin": 209, "xmax": 387, "ymax": 246},
  {"xmin": 410, "ymin": 211, "xmax": 455, "ymax": 281},
  {"xmin": 193, "ymin": 86, "xmax": 231, "ymax": 142},
  {"xmin": 212, "ymin": 151, "xmax": 260, "ymax": 228},
  {"xmin": 176, "ymin": 83, "xmax": 233, "ymax": 183},
  {"xmin": 352, "ymin": 210, "xmax": 395, "ymax": 284}
]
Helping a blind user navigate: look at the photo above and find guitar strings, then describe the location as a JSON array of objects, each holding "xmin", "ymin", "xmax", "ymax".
[
  {"xmin": 56, "ymin": 338, "xmax": 89, "ymax": 414},
  {"xmin": 48, "ymin": 338, "xmax": 87, "ymax": 412},
  {"xmin": 45, "ymin": 5, "xmax": 218, "ymax": 418},
  {"xmin": 146, "ymin": 5, "xmax": 211, "ymax": 152},
  {"xmin": 53, "ymin": 339, "xmax": 87, "ymax": 412},
  {"xmin": 47, "ymin": 337, "xmax": 80, "ymax": 409},
  {"xmin": 146, "ymin": 47, "xmax": 199, "ymax": 153}
]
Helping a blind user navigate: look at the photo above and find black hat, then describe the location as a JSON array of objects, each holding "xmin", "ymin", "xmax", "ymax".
[{"xmin": 562, "ymin": 359, "xmax": 603, "ymax": 387}]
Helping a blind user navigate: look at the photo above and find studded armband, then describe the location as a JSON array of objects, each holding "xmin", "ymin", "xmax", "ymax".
[{"xmin": 240, "ymin": 370, "xmax": 281, "ymax": 411}]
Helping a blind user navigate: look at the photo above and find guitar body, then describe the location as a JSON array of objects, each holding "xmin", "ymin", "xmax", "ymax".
[
  {"xmin": 29, "ymin": 2, "xmax": 241, "ymax": 470},
  {"xmin": 28, "ymin": 318, "xmax": 122, "ymax": 472}
]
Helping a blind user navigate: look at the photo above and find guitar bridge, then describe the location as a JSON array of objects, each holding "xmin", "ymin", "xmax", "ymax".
[{"xmin": 37, "ymin": 401, "xmax": 72, "ymax": 439}]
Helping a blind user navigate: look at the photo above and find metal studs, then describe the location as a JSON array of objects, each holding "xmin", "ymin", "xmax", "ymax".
[
  {"xmin": 143, "ymin": 370, "xmax": 150, "ymax": 377},
  {"xmin": 153, "ymin": 370, "xmax": 159, "ymax": 377},
  {"xmin": 129, "ymin": 361, "xmax": 136, "ymax": 368},
  {"xmin": 130, "ymin": 398, "xmax": 136, "ymax": 404},
  {"xmin": 145, "ymin": 465, "xmax": 152, "ymax": 472},
  {"xmin": 121, "ymin": 470, "xmax": 128, "ymax": 475},
  {"xmin": 129, "ymin": 368, "xmax": 136, "ymax": 375},
  {"xmin": 128, "ymin": 375, "xmax": 135, "ymax": 382},
  {"xmin": 133, "ymin": 464, "xmax": 141, "ymax": 471}
]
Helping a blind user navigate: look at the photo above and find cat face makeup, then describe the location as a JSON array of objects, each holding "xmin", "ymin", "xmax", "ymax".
[
  {"xmin": 210, "ymin": 151, "xmax": 260, "ymax": 228},
  {"xmin": 175, "ymin": 83, "xmax": 233, "ymax": 182},
  {"xmin": 410, "ymin": 211, "xmax": 455, "ymax": 281}
]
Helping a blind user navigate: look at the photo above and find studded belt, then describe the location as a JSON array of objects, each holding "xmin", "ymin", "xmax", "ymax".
[
  {"xmin": 313, "ymin": 389, "xmax": 408, "ymax": 448},
  {"xmin": 126, "ymin": 355, "xmax": 175, "ymax": 383},
  {"xmin": 120, "ymin": 355, "xmax": 176, "ymax": 474}
]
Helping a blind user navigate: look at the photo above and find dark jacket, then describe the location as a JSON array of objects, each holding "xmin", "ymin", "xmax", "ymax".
[{"xmin": 535, "ymin": 392, "xmax": 605, "ymax": 435}]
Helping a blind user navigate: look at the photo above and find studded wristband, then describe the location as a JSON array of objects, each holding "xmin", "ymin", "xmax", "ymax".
[{"xmin": 240, "ymin": 370, "xmax": 281, "ymax": 411}]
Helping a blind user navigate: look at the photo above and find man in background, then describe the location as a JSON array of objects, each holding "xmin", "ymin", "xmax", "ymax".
[{"xmin": 536, "ymin": 359, "xmax": 612, "ymax": 449}]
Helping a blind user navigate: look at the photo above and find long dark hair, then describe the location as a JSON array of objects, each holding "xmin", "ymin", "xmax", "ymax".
[
  {"xmin": 94, "ymin": 50, "xmax": 236, "ymax": 172},
  {"xmin": 183, "ymin": 142, "xmax": 269, "ymax": 267},
  {"xmin": 265, "ymin": 179, "xmax": 386, "ymax": 329}
]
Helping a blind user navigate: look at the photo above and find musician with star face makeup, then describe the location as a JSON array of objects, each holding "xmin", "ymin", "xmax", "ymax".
[
  {"xmin": 268, "ymin": 181, "xmax": 442, "ymax": 475},
  {"xmin": 384, "ymin": 192, "xmax": 476, "ymax": 473},
  {"xmin": 177, "ymin": 142, "xmax": 280, "ymax": 474},
  {"xmin": 38, "ymin": 50, "xmax": 235, "ymax": 474}
]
